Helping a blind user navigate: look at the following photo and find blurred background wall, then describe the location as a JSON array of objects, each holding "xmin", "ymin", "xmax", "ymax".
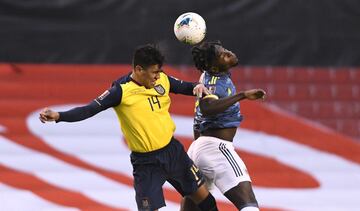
[
  {"xmin": 0, "ymin": 0, "xmax": 359, "ymax": 65},
  {"xmin": 1, "ymin": 0, "xmax": 359, "ymax": 140}
]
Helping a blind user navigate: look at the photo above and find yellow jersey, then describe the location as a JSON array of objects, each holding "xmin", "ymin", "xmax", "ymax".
[
  {"xmin": 113, "ymin": 72, "xmax": 175, "ymax": 152},
  {"xmin": 58, "ymin": 71, "xmax": 195, "ymax": 153}
]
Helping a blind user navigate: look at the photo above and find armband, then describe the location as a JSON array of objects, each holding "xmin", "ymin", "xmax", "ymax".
[{"xmin": 202, "ymin": 94, "xmax": 219, "ymax": 100}]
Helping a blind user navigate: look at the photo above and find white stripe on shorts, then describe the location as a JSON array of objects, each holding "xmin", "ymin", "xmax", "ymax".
[
  {"xmin": 187, "ymin": 136, "xmax": 251, "ymax": 194},
  {"xmin": 219, "ymin": 142, "xmax": 243, "ymax": 177}
]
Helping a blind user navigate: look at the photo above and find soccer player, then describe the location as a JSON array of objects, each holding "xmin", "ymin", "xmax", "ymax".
[
  {"xmin": 181, "ymin": 41, "xmax": 265, "ymax": 211},
  {"xmin": 39, "ymin": 44, "xmax": 218, "ymax": 211}
]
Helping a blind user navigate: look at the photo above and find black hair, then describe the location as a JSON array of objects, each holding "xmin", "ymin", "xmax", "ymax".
[
  {"xmin": 133, "ymin": 44, "xmax": 165, "ymax": 69},
  {"xmin": 191, "ymin": 40, "xmax": 222, "ymax": 72}
]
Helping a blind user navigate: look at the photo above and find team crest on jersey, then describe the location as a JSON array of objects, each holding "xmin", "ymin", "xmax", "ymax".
[
  {"xmin": 98, "ymin": 90, "xmax": 110, "ymax": 100},
  {"xmin": 208, "ymin": 85, "xmax": 216, "ymax": 94},
  {"xmin": 154, "ymin": 84, "xmax": 165, "ymax": 95}
]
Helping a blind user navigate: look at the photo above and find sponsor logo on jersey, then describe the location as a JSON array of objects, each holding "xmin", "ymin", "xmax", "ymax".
[{"xmin": 154, "ymin": 85, "xmax": 165, "ymax": 95}]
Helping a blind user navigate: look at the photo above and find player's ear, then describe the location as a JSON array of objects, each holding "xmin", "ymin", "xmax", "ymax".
[{"xmin": 134, "ymin": 65, "xmax": 143, "ymax": 73}]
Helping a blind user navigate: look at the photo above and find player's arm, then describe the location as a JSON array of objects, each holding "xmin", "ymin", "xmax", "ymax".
[
  {"xmin": 199, "ymin": 89, "xmax": 266, "ymax": 116},
  {"xmin": 168, "ymin": 76, "xmax": 209, "ymax": 97},
  {"xmin": 39, "ymin": 83, "xmax": 122, "ymax": 123}
]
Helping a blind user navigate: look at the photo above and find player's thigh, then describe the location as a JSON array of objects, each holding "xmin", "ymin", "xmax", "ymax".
[
  {"xmin": 132, "ymin": 157, "xmax": 167, "ymax": 210},
  {"xmin": 187, "ymin": 138, "xmax": 216, "ymax": 189},
  {"xmin": 215, "ymin": 142, "xmax": 252, "ymax": 193},
  {"xmin": 167, "ymin": 139, "xmax": 205, "ymax": 197},
  {"xmin": 167, "ymin": 159, "xmax": 204, "ymax": 197},
  {"xmin": 224, "ymin": 181, "xmax": 258, "ymax": 209}
]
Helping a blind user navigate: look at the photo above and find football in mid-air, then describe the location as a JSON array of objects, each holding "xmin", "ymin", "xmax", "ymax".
[{"xmin": 174, "ymin": 12, "xmax": 206, "ymax": 45}]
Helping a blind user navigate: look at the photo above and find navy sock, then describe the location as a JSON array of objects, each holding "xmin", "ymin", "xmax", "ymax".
[{"xmin": 198, "ymin": 193, "xmax": 218, "ymax": 211}]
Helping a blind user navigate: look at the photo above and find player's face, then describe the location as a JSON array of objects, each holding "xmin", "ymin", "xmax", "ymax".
[
  {"xmin": 140, "ymin": 64, "xmax": 162, "ymax": 89},
  {"xmin": 214, "ymin": 46, "xmax": 238, "ymax": 71}
]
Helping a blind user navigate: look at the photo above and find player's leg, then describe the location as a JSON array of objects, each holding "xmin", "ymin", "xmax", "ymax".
[
  {"xmin": 131, "ymin": 152, "xmax": 167, "ymax": 211},
  {"xmin": 188, "ymin": 183, "xmax": 218, "ymax": 211},
  {"xmin": 180, "ymin": 196, "xmax": 200, "ymax": 211},
  {"xmin": 224, "ymin": 181, "xmax": 259, "ymax": 210},
  {"xmin": 181, "ymin": 182, "xmax": 259, "ymax": 211},
  {"xmin": 179, "ymin": 136, "xmax": 216, "ymax": 211},
  {"xmin": 169, "ymin": 178, "xmax": 217, "ymax": 211},
  {"xmin": 179, "ymin": 137, "xmax": 201, "ymax": 211},
  {"xmin": 215, "ymin": 140, "xmax": 259, "ymax": 210},
  {"xmin": 167, "ymin": 138, "xmax": 218, "ymax": 211}
]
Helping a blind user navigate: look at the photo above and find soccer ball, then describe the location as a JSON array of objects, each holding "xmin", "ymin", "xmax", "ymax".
[{"xmin": 174, "ymin": 12, "xmax": 206, "ymax": 45}]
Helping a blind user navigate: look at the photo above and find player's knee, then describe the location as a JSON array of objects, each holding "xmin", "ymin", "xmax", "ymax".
[{"xmin": 197, "ymin": 193, "xmax": 218, "ymax": 211}]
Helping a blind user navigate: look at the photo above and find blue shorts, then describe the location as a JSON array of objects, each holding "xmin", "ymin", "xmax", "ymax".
[{"xmin": 130, "ymin": 137, "xmax": 204, "ymax": 211}]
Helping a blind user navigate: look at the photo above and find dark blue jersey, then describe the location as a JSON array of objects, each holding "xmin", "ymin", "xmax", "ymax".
[{"xmin": 194, "ymin": 71, "xmax": 243, "ymax": 133}]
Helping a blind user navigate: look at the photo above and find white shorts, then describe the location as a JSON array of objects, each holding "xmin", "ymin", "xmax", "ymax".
[{"xmin": 187, "ymin": 136, "xmax": 251, "ymax": 194}]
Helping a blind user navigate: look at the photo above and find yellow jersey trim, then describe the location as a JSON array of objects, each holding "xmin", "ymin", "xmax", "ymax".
[{"xmin": 203, "ymin": 94, "xmax": 219, "ymax": 100}]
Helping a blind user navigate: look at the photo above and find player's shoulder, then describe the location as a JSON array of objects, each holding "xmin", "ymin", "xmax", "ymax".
[
  {"xmin": 113, "ymin": 72, "xmax": 132, "ymax": 85},
  {"xmin": 107, "ymin": 73, "xmax": 133, "ymax": 97},
  {"xmin": 205, "ymin": 72, "xmax": 229, "ymax": 86},
  {"xmin": 112, "ymin": 72, "xmax": 135, "ymax": 91},
  {"xmin": 159, "ymin": 71, "xmax": 170, "ymax": 80},
  {"xmin": 158, "ymin": 71, "xmax": 171, "ymax": 86}
]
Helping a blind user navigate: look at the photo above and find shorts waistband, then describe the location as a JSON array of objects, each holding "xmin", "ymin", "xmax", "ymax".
[
  {"xmin": 197, "ymin": 136, "xmax": 233, "ymax": 145},
  {"xmin": 131, "ymin": 137, "xmax": 176, "ymax": 157}
]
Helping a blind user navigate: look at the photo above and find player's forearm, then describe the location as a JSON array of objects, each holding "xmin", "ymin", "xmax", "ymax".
[
  {"xmin": 200, "ymin": 92, "xmax": 246, "ymax": 116},
  {"xmin": 173, "ymin": 81, "xmax": 196, "ymax": 95},
  {"xmin": 168, "ymin": 76, "xmax": 197, "ymax": 96},
  {"xmin": 57, "ymin": 101, "xmax": 104, "ymax": 122}
]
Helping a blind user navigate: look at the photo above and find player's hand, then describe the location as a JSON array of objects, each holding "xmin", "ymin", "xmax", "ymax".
[
  {"xmin": 39, "ymin": 107, "xmax": 60, "ymax": 123},
  {"xmin": 244, "ymin": 89, "xmax": 266, "ymax": 100},
  {"xmin": 193, "ymin": 83, "xmax": 210, "ymax": 98}
]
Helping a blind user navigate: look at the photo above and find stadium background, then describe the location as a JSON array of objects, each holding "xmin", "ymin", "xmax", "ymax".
[{"xmin": 0, "ymin": 0, "xmax": 359, "ymax": 210}]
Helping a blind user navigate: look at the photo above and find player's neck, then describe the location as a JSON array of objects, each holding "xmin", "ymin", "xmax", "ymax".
[
  {"xmin": 208, "ymin": 70, "xmax": 230, "ymax": 76},
  {"xmin": 130, "ymin": 73, "xmax": 143, "ymax": 87}
]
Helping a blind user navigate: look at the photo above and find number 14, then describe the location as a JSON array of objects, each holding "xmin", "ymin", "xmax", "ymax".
[{"xmin": 147, "ymin": 96, "xmax": 161, "ymax": 111}]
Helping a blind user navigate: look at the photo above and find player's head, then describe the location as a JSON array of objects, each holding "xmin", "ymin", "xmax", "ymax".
[
  {"xmin": 132, "ymin": 44, "xmax": 165, "ymax": 88},
  {"xmin": 191, "ymin": 40, "xmax": 238, "ymax": 74}
]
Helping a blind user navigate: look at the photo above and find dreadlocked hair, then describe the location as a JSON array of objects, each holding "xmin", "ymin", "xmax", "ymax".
[{"xmin": 191, "ymin": 40, "xmax": 221, "ymax": 72}]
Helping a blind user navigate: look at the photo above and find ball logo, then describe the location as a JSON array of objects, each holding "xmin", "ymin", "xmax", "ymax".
[{"xmin": 179, "ymin": 17, "xmax": 191, "ymax": 27}]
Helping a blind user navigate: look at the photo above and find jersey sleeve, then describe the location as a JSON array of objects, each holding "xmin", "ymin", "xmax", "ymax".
[
  {"xmin": 57, "ymin": 83, "xmax": 122, "ymax": 122},
  {"xmin": 95, "ymin": 82, "xmax": 122, "ymax": 108},
  {"xmin": 168, "ymin": 75, "xmax": 196, "ymax": 96}
]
